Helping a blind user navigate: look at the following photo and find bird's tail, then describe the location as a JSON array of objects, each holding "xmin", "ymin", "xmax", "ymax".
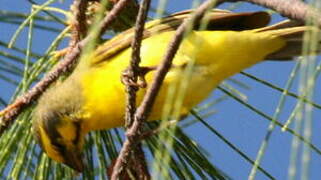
[{"xmin": 256, "ymin": 20, "xmax": 321, "ymax": 60}]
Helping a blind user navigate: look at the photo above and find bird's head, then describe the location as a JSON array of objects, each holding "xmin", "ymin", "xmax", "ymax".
[{"xmin": 32, "ymin": 81, "xmax": 86, "ymax": 172}]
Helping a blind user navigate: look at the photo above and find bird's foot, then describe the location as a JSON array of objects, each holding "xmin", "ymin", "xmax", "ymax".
[{"xmin": 121, "ymin": 66, "xmax": 156, "ymax": 89}]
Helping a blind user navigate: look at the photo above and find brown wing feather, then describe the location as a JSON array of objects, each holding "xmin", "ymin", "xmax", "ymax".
[
  {"xmin": 262, "ymin": 25, "xmax": 321, "ymax": 60},
  {"xmin": 91, "ymin": 9, "xmax": 271, "ymax": 65}
]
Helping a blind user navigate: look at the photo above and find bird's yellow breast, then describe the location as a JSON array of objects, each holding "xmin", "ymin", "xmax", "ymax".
[{"xmin": 79, "ymin": 30, "xmax": 285, "ymax": 131}]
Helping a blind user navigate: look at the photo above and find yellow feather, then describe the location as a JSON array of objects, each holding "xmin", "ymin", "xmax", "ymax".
[{"xmin": 80, "ymin": 30, "xmax": 285, "ymax": 130}]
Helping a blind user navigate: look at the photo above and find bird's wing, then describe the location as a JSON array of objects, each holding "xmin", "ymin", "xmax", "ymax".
[{"xmin": 89, "ymin": 9, "xmax": 271, "ymax": 65}]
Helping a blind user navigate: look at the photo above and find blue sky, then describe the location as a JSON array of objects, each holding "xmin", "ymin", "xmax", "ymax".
[{"xmin": 1, "ymin": 0, "xmax": 321, "ymax": 179}]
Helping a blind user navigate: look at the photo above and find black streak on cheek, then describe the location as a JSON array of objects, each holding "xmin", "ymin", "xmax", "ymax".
[
  {"xmin": 73, "ymin": 121, "xmax": 81, "ymax": 145},
  {"xmin": 52, "ymin": 140, "xmax": 67, "ymax": 156},
  {"xmin": 42, "ymin": 111, "xmax": 68, "ymax": 157},
  {"xmin": 43, "ymin": 111, "xmax": 62, "ymax": 142}
]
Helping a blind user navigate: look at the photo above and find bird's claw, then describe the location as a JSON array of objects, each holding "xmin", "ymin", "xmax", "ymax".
[{"xmin": 121, "ymin": 66, "xmax": 156, "ymax": 89}]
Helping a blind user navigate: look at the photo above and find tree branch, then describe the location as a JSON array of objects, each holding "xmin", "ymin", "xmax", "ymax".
[{"xmin": 219, "ymin": 0, "xmax": 321, "ymax": 26}]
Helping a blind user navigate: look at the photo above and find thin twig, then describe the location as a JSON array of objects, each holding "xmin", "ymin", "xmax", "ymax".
[
  {"xmin": 130, "ymin": 0, "xmax": 216, "ymax": 135},
  {"xmin": 220, "ymin": 0, "xmax": 321, "ymax": 26},
  {"xmin": 97, "ymin": 0, "xmax": 132, "ymax": 38},
  {"xmin": 69, "ymin": 0, "xmax": 88, "ymax": 46},
  {"xmin": 132, "ymin": 143, "xmax": 151, "ymax": 180},
  {"xmin": 124, "ymin": 0, "xmax": 151, "ymax": 128},
  {"xmin": 112, "ymin": 0, "xmax": 151, "ymax": 178},
  {"xmin": 111, "ymin": 1, "xmax": 217, "ymax": 179}
]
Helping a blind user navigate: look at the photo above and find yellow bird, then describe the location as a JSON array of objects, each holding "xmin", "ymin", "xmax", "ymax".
[{"xmin": 32, "ymin": 9, "xmax": 320, "ymax": 172}]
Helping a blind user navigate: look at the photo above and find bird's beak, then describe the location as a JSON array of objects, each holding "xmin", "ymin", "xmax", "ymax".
[{"xmin": 64, "ymin": 150, "xmax": 85, "ymax": 172}]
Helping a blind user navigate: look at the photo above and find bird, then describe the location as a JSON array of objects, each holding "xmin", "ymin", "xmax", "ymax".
[{"xmin": 32, "ymin": 9, "xmax": 320, "ymax": 172}]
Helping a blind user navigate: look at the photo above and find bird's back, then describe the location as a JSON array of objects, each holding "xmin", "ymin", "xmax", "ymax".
[{"xmin": 78, "ymin": 29, "xmax": 285, "ymax": 131}]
